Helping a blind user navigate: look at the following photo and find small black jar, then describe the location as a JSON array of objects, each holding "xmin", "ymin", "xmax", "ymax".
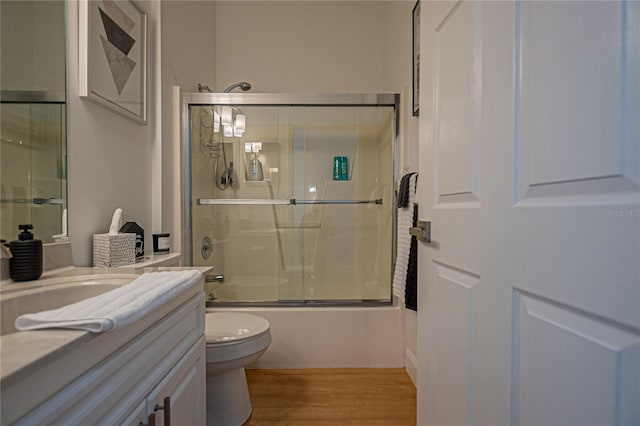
[{"xmin": 9, "ymin": 224, "xmax": 43, "ymax": 281}]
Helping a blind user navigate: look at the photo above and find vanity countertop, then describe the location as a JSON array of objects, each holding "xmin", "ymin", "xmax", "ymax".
[{"xmin": 0, "ymin": 265, "xmax": 212, "ymax": 401}]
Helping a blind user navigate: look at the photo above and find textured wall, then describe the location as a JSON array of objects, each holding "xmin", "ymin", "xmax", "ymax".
[{"xmin": 66, "ymin": 0, "xmax": 157, "ymax": 266}]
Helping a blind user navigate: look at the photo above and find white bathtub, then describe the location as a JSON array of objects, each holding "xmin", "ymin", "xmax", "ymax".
[{"xmin": 206, "ymin": 303, "xmax": 404, "ymax": 369}]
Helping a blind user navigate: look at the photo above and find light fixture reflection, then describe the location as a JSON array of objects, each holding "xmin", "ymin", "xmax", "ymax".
[
  {"xmin": 213, "ymin": 111, "xmax": 220, "ymax": 133},
  {"xmin": 235, "ymin": 114, "xmax": 246, "ymax": 132},
  {"xmin": 221, "ymin": 106, "xmax": 232, "ymax": 126}
]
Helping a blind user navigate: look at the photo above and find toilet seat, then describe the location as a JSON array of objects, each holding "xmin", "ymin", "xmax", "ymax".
[
  {"xmin": 205, "ymin": 312, "xmax": 270, "ymax": 344},
  {"xmin": 204, "ymin": 313, "xmax": 271, "ymax": 365}
]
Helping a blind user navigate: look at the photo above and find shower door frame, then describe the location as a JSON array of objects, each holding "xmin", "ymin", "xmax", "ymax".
[{"xmin": 180, "ymin": 92, "xmax": 400, "ymax": 306}]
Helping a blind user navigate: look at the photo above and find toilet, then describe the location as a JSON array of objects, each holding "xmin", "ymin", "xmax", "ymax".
[{"xmin": 205, "ymin": 312, "xmax": 271, "ymax": 426}]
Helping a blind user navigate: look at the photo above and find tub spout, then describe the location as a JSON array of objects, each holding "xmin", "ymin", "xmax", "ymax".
[{"xmin": 206, "ymin": 274, "xmax": 224, "ymax": 283}]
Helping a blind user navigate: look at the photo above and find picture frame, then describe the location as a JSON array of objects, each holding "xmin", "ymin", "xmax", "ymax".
[
  {"xmin": 412, "ymin": 0, "xmax": 420, "ymax": 117},
  {"xmin": 79, "ymin": 0, "xmax": 147, "ymax": 124}
]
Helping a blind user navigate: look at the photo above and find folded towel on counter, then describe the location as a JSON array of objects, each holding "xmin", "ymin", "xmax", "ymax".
[
  {"xmin": 393, "ymin": 172, "xmax": 418, "ymax": 303},
  {"xmin": 15, "ymin": 270, "xmax": 202, "ymax": 333}
]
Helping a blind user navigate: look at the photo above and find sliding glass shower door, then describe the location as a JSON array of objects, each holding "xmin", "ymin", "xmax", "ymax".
[{"xmin": 186, "ymin": 94, "xmax": 397, "ymax": 305}]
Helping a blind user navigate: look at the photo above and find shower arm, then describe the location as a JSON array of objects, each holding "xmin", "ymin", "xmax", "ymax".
[
  {"xmin": 223, "ymin": 82, "xmax": 252, "ymax": 93},
  {"xmin": 198, "ymin": 82, "xmax": 252, "ymax": 93}
]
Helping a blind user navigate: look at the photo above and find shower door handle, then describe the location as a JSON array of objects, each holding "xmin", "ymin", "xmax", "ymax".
[{"xmin": 409, "ymin": 220, "xmax": 431, "ymax": 243}]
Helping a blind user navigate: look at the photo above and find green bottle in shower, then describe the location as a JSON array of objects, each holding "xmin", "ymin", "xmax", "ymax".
[
  {"xmin": 333, "ymin": 156, "xmax": 341, "ymax": 180},
  {"xmin": 340, "ymin": 156, "xmax": 349, "ymax": 180}
]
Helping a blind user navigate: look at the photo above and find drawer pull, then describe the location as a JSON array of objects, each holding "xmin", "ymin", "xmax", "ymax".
[
  {"xmin": 144, "ymin": 412, "xmax": 155, "ymax": 426},
  {"xmin": 155, "ymin": 396, "xmax": 171, "ymax": 426}
]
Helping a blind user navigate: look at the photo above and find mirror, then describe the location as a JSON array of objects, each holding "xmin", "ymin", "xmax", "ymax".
[{"xmin": 0, "ymin": 1, "xmax": 67, "ymax": 244}]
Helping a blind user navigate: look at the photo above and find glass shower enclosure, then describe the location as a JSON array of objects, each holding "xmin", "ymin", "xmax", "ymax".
[{"xmin": 182, "ymin": 93, "xmax": 398, "ymax": 305}]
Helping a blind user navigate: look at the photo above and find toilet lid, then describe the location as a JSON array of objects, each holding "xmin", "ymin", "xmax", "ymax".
[{"xmin": 205, "ymin": 312, "xmax": 270, "ymax": 343}]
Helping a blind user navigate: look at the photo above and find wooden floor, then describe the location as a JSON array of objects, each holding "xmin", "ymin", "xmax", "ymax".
[{"xmin": 244, "ymin": 368, "xmax": 416, "ymax": 426}]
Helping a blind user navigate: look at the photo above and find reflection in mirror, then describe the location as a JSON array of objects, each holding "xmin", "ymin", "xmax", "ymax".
[
  {"xmin": 0, "ymin": 103, "xmax": 67, "ymax": 242},
  {"xmin": 0, "ymin": 1, "xmax": 67, "ymax": 244}
]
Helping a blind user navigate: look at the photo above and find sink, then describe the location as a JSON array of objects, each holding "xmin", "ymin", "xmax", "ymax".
[{"xmin": 0, "ymin": 274, "xmax": 139, "ymax": 336}]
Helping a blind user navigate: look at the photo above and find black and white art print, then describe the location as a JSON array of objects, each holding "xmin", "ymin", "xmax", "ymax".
[
  {"xmin": 79, "ymin": 0, "xmax": 147, "ymax": 124},
  {"xmin": 412, "ymin": 0, "xmax": 420, "ymax": 117}
]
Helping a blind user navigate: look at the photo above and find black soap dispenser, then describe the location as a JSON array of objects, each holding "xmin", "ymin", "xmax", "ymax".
[{"xmin": 9, "ymin": 224, "xmax": 43, "ymax": 281}]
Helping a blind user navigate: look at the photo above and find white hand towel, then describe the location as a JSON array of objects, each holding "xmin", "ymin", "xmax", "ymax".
[{"xmin": 15, "ymin": 270, "xmax": 202, "ymax": 333}]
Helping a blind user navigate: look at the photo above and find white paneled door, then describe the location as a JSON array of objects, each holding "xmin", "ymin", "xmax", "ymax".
[{"xmin": 416, "ymin": 1, "xmax": 639, "ymax": 425}]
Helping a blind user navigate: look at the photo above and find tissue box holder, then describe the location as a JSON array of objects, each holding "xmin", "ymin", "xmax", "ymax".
[{"xmin": 93, "ymin": 233, "xmax": 136, "ymax": 267}]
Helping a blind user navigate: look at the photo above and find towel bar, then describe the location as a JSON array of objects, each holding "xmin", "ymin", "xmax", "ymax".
[{"xmin": 197, "ymin": 198, "xmax": 383, "ymax": 206}]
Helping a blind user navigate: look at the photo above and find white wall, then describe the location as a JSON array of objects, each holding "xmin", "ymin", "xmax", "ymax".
[
  {"xmin": 214, "ymin": 1, "xmax": 386, "ymax": 93},
  {"xmin": 160, "ymin": 1, "xmax": 217, "ymax": 245},
  {"xmin": 66, "ymin": 0, "xmax": 159, "ymax": 266},
  {"xmin": 65, "ymin": 0, "xmax": 217, "ymax": 266},
  {"xmin": 381, "ymin": 0, "xmax": 420, "ymax": 385}
]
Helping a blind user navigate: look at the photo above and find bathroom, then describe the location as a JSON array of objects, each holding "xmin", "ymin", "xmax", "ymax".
[
  {"xmin": 2, "ymin": 1, "xmax": 418, "ymax": 424},
  {"xmin": 102, "ymin": 0, "xmax": 418, "ymax": 382},
  {"xmin": 2, "ymin": 1, "xmax": 638, "ymax": 425}
]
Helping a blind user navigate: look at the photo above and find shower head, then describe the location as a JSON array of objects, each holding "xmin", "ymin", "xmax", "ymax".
[{"xmin": 223, "ymin": 81, "xmax": 252, "ymax": 93}]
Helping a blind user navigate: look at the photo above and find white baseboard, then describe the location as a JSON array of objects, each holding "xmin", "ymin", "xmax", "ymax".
[{"xmin": 405, "ymin": 347, "xmax": 417, "ymax": 386}]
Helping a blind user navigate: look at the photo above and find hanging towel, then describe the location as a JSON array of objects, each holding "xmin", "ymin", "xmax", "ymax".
[
  {"xmin": 392, "ymin": 172, "xmax": 418, "ymax": 304},
  {"xmin": 405, "ymin": 203, "xmax": 418, "ymax": 311},
  {"xmin": 397, "ymin": 172, "xmax": 417, "ymax": 208},
  {"xmin": 15, "ymin": 270, "xmax": 202, "ymax": 333}
]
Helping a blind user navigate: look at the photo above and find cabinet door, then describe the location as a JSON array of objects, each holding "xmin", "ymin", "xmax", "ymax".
[
  {"xmin": 121, "ymin": 401, "xmax": 147, "ymax": 426},
  {"xmin": 145, "ymin": 336, "xmax": 206, "ymax": 426}
]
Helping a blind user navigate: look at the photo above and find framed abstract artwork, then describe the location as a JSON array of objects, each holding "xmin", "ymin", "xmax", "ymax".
[
  {"xmin": 412, "ymin": 0, "xmax": 420, "ymax": 117},
  {"xmin": 79, "ymin": 0, "xmax": 147, "ymax": 124}
]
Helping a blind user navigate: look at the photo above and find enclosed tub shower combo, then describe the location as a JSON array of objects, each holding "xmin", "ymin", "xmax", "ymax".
[
  {"xmin": 181, "ymin": 93, "xmax": 399, "ymax": 307},
  {"xmin": 179, "ymin": 93, "xmax": 404, "ymax": 422}
]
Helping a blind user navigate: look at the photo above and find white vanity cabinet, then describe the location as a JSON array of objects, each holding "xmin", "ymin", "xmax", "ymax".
[
  {"xmin": 10, "ymin": 292, "xmax": 206, "ymax": 426},
  {"xmin": 123, "ymin": 336, "xmax": 205, "ymax": 426}
]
